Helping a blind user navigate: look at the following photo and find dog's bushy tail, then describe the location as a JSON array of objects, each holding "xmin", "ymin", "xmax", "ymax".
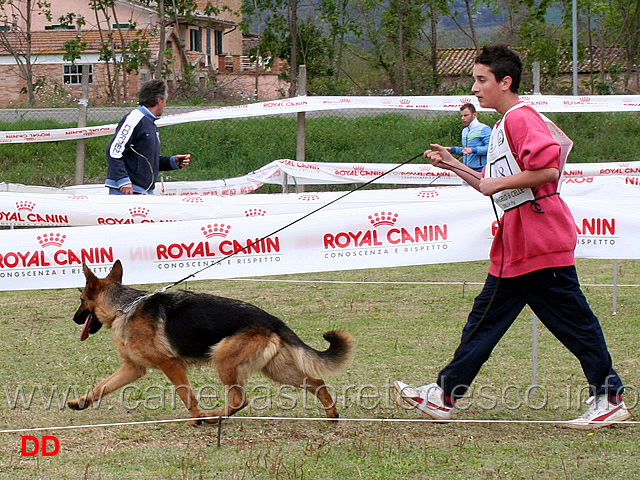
[{"xmin": 288, "ymin": 330, "xmax": 354, "ymax": 379}]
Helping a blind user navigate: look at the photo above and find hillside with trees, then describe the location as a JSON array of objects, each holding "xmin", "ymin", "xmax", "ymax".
[{"xmin": 241, "ymin": 0, "xmax": 640, "ymax": 95}]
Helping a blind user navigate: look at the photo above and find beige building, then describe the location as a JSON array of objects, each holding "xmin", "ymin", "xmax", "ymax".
[{"xmin": 0, "ymin": 0, "xmax": 287, "ymax": 106}]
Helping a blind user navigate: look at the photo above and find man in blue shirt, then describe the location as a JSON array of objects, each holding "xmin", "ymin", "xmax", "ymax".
[
  {"xmin": 106, "ymin": 79, "xmax": 191, "ymax": 194},
  {"xmin": 447, "ymin": 103, "xmax": 491, "ymax": 173}
]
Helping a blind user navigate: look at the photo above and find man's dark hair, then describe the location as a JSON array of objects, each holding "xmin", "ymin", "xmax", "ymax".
[
  {"xmin": 138, "ymin": 79, "xmax": 168, "ymax": 107},
  {"xmin": 460, "ymin": 103, "xmax": 476, "ymax": 113},
  {"xmin": 475, "ymin": 44, "xmax": 522, "ymax": 93}
]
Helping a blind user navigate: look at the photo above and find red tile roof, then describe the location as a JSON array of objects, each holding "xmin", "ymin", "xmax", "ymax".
[
  {"xmin": 0, "ymin": 29, "xmax": 160, "ymax": 55},
  {"xmin": 437, "ymin": 46, "xmax": 637, "ymax": 76}
]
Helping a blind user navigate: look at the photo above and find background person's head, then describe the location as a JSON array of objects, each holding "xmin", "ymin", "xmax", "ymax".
[
  {"xmin": 139, "ymin": 79, "xmax": 168, "ymax": 116},
  {"xmin": 459, "ymin": 103, "xmax": 477, "ymax": 127}
]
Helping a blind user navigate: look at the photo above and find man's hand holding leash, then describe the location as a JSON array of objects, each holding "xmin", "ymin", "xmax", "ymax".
[{"xmin": 176, "ymin": 154, "xmax": 191, "ymax": 168}]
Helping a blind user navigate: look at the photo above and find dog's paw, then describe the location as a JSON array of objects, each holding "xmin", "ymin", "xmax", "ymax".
[
  {"xmin": 196, "ymin": 411, "xmax": 224, "ymax": 425},
  {"xmin": 186, "ymin": 418, "xmax": 202, "ymax": 427},
  {"xmin": 67, "ymin": 399, "xmax": 87, "ymax": 410},
  {"xmin": 327, "ymin": 412, "xmax": 340, "ymax": 423}
]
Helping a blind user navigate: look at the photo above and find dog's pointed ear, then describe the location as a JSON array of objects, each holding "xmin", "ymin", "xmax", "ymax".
[
  {"xmin": 82, "ymin": 263, "xmax": 97, "ymax": 281},
  {"xmin": 82, "ymin": 263, "xmax": 100, "ymax": 291},
  {"xmin": 107, "ymin": 260, "xmax": 123, "ymax": 283}
]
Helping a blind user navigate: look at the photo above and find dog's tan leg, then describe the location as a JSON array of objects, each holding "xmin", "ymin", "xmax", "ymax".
[
  {"xmin": 304, "ymin": 377, "xmax": 339, "ymax": 419},
  {"xmin": 206, "ymin": 333, "xmax": 272, "ymax": 421},
  {"xmin": 68, "ymin": 361, "xmax": 147, "ymax": 410},
  {"xmin": 210, "ymin": 357, "xmax": 250, "ymax": 420},
  {"xmin": 155, "ymin": 360, "xmax": 207, "ymax": 426}
]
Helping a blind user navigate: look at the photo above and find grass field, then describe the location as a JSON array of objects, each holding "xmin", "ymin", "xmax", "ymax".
[{"xmin": 0, "ymin": 259, "xmax": 638, "ymax": 479}]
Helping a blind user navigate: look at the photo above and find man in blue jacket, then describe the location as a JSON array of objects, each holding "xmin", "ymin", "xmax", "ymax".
[
  {"xmin": 447, "ymin": 103, "xmax": 491, "ymax": 173},
  {"xmin": 105, "ymin": 79, "xmax": 191, "ymax": 194}
]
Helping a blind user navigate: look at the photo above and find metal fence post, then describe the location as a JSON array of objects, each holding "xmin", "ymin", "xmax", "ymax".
[
  {"xmin": 295, "ymin": 65, "xmax": 307, "ymax": 193},
  {"xmin": 74, "ymin": 65, "xmax": 89, "ymax": 185},
  {"xmin": 532, "ymin": 313, "xmax": 538, "ymax": 392},
  {"xmin": 612, "ymin": 259, "xmax": 619, "ymax": 316}
]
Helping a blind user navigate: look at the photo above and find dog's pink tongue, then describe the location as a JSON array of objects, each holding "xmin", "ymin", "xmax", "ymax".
[{"xmin": 80, "ymin": 313, "xmax": 93, "ymax": 341}]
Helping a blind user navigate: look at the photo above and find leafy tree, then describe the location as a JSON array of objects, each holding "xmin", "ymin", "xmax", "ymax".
[
  {"xmin": 607, "ymin": 0, "xmax": 640, "ymax": 91},
  {"xmin": 241, "ymin": 0, "xmax": 302, "ymax": 96},
  {"xmin": 0, "ymin": 0, "xmax": 52, "ymax": 105}
]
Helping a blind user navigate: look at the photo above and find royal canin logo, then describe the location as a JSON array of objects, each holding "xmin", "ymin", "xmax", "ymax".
[
  {"xmin": 0, "ymin": 201, "xmax": 69, "ymax": 225},
  {"xmin": 624, "ymin": 177, "xmax": 640, "ymax": 186},
  {"xmin": 279, "ymin": 159, "xmax": 321, "ymax": 170},
  {"xmin": 563, "ymin": 96, "xmax": 597, "ymax": 106},
  {"xmin": 417, "ymin": 189, "xmax": 440, "ymax": 199},
  {"xmin": 156, "ymin": 223, "xmax": 281, "ymax": 260},
  {"xmin": 201, "ymin": 223, "xmax": 231, "ymax": 238},
  {"xmin": 245, "ymin": 209, "xmax": 267, "ymax": 217},
  {"xmin": 562, "ymin": 169, "xmax": 585, "ymax": 178},
  {"xmin": 0, "ymin": 233, "xmax": 114, "ymax": 269},
  {"xmin": 521, "ymin": 97, "xmax": 549, "ymax": 106},
  {"xmin": 368, "ymin": 212, "xmax": 398, "ymax": 227},
  {"xmin": 460, "ymin": 98, "xmax": 473, "ymax": 104},
  {"xmin": 263, "ymin": 100, "xmax": 308, "ymax": 108},
  {"xmin": 298, "ymin": 194, "xmax": 320, "ymax": 201},
  {"xmin": 181, "ymin": 196, "xmax": 205, "ymax": 204},
  {"xmin": 129, "ymin": 207, "xmax": 150, "ymax": 218},
  {"xmin": 16, "ymin": 201, "xmax": 35, "ymax": 212},
  {"xmin": 576, "ymin": 217, "xmax": 615, "ymax": 235},
  {"xmin": 599, "ymin": 166, "xmax": 640, "ymax": 175},
  {"xmin": 323, "ymin": 212, "xmax": 448, "ymax": 249},
  {"xmin": 68, "ymin": 195, "xmax": 89, "ymax": 200},
  {"xmin": 399, "ymin": 99, "xmax": 410, "ymax": 105},
  {"xmin": 98, "ymin": 207, "xmax": 179, "ymax": 224},
  {"xmin": 38, "ymin": 233, "xmax": 66, "ymax": 247},
  {"xmin": 334, "ymin": 165, "xmax": 389, "ymax": 177}
]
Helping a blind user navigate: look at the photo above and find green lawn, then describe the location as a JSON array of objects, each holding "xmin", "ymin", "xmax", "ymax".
[{"xmin": 0, "ymin": 259, "xmax": 638, "ymax": 479}]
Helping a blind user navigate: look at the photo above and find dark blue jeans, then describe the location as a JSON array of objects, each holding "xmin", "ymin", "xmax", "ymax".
[{"xmin": 438, "ymin": 266, "xmax": 624, "ymax": 400}]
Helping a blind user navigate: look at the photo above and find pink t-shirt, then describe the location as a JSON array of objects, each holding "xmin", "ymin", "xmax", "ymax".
[{"xmin": 488, "ymin": 104, "xmax": 577, "ymax": 278}]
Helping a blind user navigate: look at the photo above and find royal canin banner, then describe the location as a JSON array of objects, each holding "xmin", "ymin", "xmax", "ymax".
[
  {"xmin": 1, "ymin": 160, "xmax": 639, "ymax": 199},
  {"xmin": 1, "ymin": 95, "xmax": 640, "ymax": 144},
  {"xmin": 0, "ymin": 175, "xmax": 638, "ymax": 227},
  {"xmin": 0, "ymin": 175, "xmax": 638, "ymax": 291}
]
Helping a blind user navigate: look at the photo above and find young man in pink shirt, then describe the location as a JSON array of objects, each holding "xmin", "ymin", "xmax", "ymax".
[{"xmin": 394, "ymin": 44, "xmax": 630, "ymax": 429}]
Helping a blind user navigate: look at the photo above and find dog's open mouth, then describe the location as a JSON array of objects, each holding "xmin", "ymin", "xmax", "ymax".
[{"xmin": 80, "ymin": 313, "xmax": 94, "ymax": 341}]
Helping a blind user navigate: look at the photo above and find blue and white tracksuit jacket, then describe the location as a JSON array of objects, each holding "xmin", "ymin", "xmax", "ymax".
[
  {"xmin": 450, "ymin": 118, "xmax": 492, "ymax": 172},
  {"xmin": 105, "ymin": 106, "xmax": 180, "ymax": 194}
]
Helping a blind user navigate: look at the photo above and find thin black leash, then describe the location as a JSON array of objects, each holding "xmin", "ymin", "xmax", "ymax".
[{"xmin": 119, "ymin": 152, "xmax": 427, "ymax": 313}]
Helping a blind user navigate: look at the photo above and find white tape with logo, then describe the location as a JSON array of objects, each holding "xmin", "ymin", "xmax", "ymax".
[{"xmin": 1, "ymin": 95, "xmax": 640, "ymax": 144}]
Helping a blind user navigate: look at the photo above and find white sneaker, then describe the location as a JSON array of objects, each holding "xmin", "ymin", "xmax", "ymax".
[
  {"xmin": 393, "ymin": 380, "xmax": 453, "ymax": 420},
  {"xmin": 563, "ymin": 394, "xmax": 631, "ymax": 430}
]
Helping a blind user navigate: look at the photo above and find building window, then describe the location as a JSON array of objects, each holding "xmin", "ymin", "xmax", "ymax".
[
  {"xmin": 190, "ymin": 28, "xmax": 202, "ymax": 52},
  {"xmin": 215, "ymin": 30, "xmax": 223, "ymax": 56},
  {"xmin": 44, "ymin": 24, "xmax": 75, "ymax": 30},
  {"xmin": 63, "ymin": 64, "xmax": 93, "ymax": 85}
]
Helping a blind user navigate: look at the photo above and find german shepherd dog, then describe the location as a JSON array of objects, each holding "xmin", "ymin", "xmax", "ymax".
[{"xmin": 69, "ymin": 260, "xmax": 353, "ymax": 425}]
